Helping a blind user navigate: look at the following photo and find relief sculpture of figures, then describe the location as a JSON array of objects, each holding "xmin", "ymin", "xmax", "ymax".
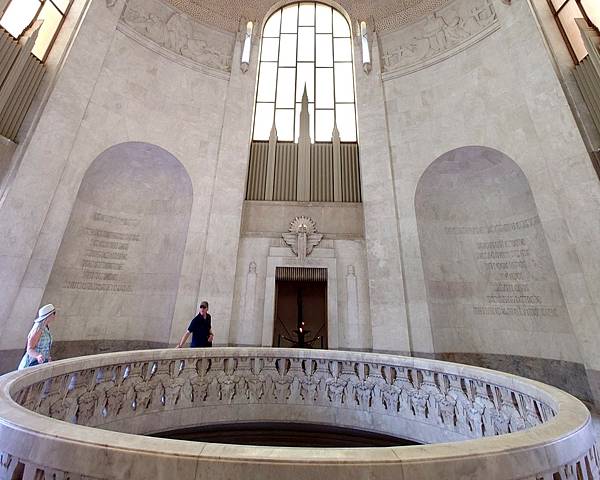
[
  {"xmin": 382, "ymin": 0, "xmax": 498, "ymax": 74},
  {"xmin": 121, "ymin": 0, "xmax": 233, "ymax": 72}
]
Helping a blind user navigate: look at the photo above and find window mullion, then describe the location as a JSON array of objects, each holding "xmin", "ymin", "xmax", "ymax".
[
  {"xmin": 555, "ymin": 0, "xmax": 569, "ymax": 14},
  {"xmin": 312, "ymin": 1, "xmax": 316, "ymax": 140},
  {"xmin": 293, "ymin": 6, "xmax": 299, "ymax": 141},
  {"xmin": 272, "ymin": 12, "xmax": 283, "ymax": 134},
  {"xmin": 331, "ymin": 7, "xmax": 335, "ymax": 135}
]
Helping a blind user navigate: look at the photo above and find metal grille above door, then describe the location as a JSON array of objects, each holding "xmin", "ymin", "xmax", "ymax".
[{"xmin": 275, "ymin": 267, "xmax": 327, "ymax": 282}]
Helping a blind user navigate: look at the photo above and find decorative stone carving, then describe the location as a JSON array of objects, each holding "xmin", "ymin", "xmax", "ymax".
[
  {"xmin": 282, "ymin": 216, "xmax": 323, "ymax": 262},
  {"xmin": 381, "ymin": 0, "xmax": 499, "ymax": 78},
  {"xmin": 14, "ymin": 353, "xmax": 555, "ymax": 447},
  {"xmin": 6, "ymin": 349, "xmax": 589, "ymax": 480},
  {"xmin": 165, "ymin": 0, "xmax": 457, "ymax": 34},
  {"xmin": 120, "ymin": 0, "xmax": 234, "ymax": 74}
]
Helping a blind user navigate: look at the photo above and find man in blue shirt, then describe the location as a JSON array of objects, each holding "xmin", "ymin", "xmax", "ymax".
[{"xmin": 176, "ymin": 301, "xmax": 214, "ymax": 348}]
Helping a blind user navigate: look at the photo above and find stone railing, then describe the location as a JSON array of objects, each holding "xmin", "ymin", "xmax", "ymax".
[{"xmin": 0, "ymin": 348, "xmax": 597, "ymax": 479}]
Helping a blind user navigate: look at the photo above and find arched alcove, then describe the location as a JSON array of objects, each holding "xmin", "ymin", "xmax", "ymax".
[
  {"xmin": 414, "ymin": 146, "xmax": 580, "ymax": 367},
  {"xmin": 43, "ymin": 142, "xmax": 193, "ymax": 356}
]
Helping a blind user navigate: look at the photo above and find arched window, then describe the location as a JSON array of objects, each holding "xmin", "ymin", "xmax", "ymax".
[
  {"xmin": 253, "ymin": 2, "xmax": 357, "ymax": 142},
  {"xmin": 0, "ymin": 0, "xmax": 73, "ymax": 61}
]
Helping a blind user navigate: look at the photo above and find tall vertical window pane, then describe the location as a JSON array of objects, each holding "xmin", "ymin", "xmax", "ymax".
[
  {"xmin": 263, "ymin": 10, "xmax": 281, "ymax": 37},
  {"xmin": 281, "ymin": 5, "xmax": 298, "ymax": 33},
  {"xmin": 276, "ymin": 68, "xmax": 296, "ymax": 108},
  {"xmin": 315, "ymin": 4, "xmax": 332, "ymax": 33},
  {"xmin": 32, "ymin": 2, "xmax": 62, "ymax": 60},
  {"xmin": 257, "ymin": 63, "xmax": 277, "ymax": 102},
  {"xmin": 334, "ymin": 63, "xmax": 354, "ymax": 103},
  {"xmin": 253, "ymin": 2, "xmax": 356, "ymax": 143},
  {"xmin": 298, "ymin": 3, "xmax": 315, "ymax": 26},
  {"xmin": 276, "ymin": 109, "xmax": 295, "ymax": 140},
  {"xmin": 315, "ymin": 68, "xmax": 334, "ymax": 108},
  {"xmin": 333, "ymin": 38, "xmax": 352, "ymax": 61},
  {"xmin": 0, "ymin": 0, "xmax": 40, "ymax": 38},
  {"xmin": 315, "ymin": 110, "xmax": 334, "ymax": 141},
  {"xmin": 298, "ymin": 27, "xmax": 315, "ymax": 61},
  {"xmin": 558, "ymin": 1, "xmax": 587, "ymax": 62},
  {"xmin": 279, "ymin": 34, "xmax": 297, "ymax": 66},
  {"xmin": 296, "ymin": 63, "xmax": 315, "ymax": 101},
  {"xmin": 332, "ymin": 11, "xmax": 350, "ymax": 37},
  {"xmin": 261, "ymin": 38, "xmax": 279, "ymax": 61},
  {"xmin": 254, "ymin": 103, "xmax": 275, "ymax": 140},
  {"xmin": 336, "ymin": 104, "xmax": 356, "ymax": 141},
  {"xmin": 316, "ymin": 34, "xmax": 333, "ymax": 67}
]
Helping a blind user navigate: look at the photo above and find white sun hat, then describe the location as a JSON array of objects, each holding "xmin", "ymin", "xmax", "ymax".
[{"xmin": 34, "ymin": 304, "xmax": 55, "ymax": 323}]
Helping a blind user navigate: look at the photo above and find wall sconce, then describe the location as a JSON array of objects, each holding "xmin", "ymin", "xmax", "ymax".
[
  {"xmin": 241, "ymin": 21, "xmax": 253, "ymax": 73},
  {"xmin": 360, "ymin": 21, "xmax": 371, "ymax": 74}
]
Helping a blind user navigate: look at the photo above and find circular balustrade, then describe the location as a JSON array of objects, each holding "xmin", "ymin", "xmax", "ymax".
[{"xmin": 0, "ymin": 347, "xmax": 597, "ymax": 479}]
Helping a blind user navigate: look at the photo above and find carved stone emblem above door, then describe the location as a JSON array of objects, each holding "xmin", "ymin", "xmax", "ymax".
[{"xmin": 282, "ymin": 216, "xmax": 323, "ymax": 262}]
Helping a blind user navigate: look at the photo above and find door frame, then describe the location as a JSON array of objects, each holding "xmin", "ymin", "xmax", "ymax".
[{"xmin": 261, "ymin": 248, "xmax": 339, "ymax": 349}]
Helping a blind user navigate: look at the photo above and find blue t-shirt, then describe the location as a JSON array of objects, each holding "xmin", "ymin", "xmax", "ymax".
[{"xmin": 187, "ymin": 313, "xmax": 211, "ymax": 347}]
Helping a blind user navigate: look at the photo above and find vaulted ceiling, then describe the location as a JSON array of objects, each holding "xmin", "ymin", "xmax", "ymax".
[{"xmin": 165, "ymin": 0, "xmax": 452, "ymax": 33}]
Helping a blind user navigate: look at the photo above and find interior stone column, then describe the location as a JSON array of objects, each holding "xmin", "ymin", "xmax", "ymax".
[
  {"xmin": 0, "ymin": 0, "xmax": 123, "ymax": 370},
  {"xmin": 353, "ymin": 31, "xmax": 411, "ymax": 354},
  {"xmin": 194, "ymin": 32, "xmax": 259, "ymax": 345}
]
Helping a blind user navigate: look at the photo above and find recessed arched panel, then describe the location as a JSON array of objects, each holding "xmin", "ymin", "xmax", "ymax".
[
  {"xmin": 415, "ymin": 146, "xmax": 578, "ymax": 362},
  {"xmin": 44, "ymin": 142, "xmax": 193, "ymax": 355}
]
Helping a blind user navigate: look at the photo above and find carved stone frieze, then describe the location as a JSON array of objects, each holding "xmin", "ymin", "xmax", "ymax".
[
  {"xmin": 164, "ymin": 0, "xmax": 456, "ymax": 34},
  {"xmin": 14, "ymin": 352, "xmax": 553, "ymax": 444},
  {"xmin": 119, "ymin": 0, "xmax": 234, "ymax": 75},
  {"xmin": 380, "ymin": 0, "xmax": 499, "ymax": 78},
  {"xmin": 4, "ymin": 349, "xmax": 594, "ymax": 480}
]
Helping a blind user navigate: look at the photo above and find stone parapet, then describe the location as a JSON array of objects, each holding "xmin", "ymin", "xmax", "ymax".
[{"xmin": 0, "ymin": 347, "xmax": 597, "ymax": 479}]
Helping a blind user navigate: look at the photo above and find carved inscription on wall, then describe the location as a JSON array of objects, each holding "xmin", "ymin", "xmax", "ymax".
[
  {"xmin": 64, "ymin": 212, "xmax": 140, "ymax": 293},
  {"xmin": 120, "ymin": 0, "xmax": 234, "ymax": 73},
  {"xmin": 415, "ymin": 147, "xmax": 574, "ymax": 359},
  {"xmin": 445, "ymin": 215, "xmax": 559, "ymax": 318},
  {"xmin": 380, "ymin": 0, "xmax": 499, "ymax": 78}
]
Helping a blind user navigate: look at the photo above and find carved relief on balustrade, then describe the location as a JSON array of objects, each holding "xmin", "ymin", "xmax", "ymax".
[
  {"xmin": 13, "ymin": 354, "xmax": 551, "ymax": 442},
  {"xmin": 380, "ymin": 0, "xmax": 499, "ymax": 79},
  {"xmin": 119, "ymin": 0, "xmax": 234, "ymax": 77}
]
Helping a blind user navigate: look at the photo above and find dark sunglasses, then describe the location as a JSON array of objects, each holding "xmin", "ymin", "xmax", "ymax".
[{"xmin": 200, "ymin": 306, "xmax": 207, "ymax": 309}]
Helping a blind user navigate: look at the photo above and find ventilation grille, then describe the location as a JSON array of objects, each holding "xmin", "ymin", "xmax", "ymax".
[{"xmin": 276, "ymin": 267, "xmax": 327, "ymax": 282}]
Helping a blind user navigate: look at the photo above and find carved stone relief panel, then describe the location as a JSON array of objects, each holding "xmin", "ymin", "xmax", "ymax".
[
  {"xmin": 281, "ymin": 216, "xmax": 323, "ymax": 263},
  {"xmin": 165, "ymin": 0, "xmax": 455, "ymax": 34},
  {"xmin": 14, "ymin": 353, "xmax": 553, "ymax": 442},
  {"xmin": 380, "ymin": 0, "xmax": 499, "ymax": 78},
  {"xmin": 119, "ymin": 0, "xmax": 235, "ymax": 74}
]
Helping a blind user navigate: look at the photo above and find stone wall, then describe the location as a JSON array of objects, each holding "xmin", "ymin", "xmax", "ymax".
[
  {"xmin": 0, "ymin": 0, "xmax": 234, "ymax": 371},
  {"xmin": 42, "ymin": 142, "xmax": 192, "ymax": 348},
  {"xmin": 381, "ymin": 0, "xmax": 600, "ymax": 402},
  {"xmin": 0, "ymin": 0, "xmax": 599, "ymax": 408},
  {"xmin": 231, "ymin": 202, "xmax": 372, "ymax": 351}
]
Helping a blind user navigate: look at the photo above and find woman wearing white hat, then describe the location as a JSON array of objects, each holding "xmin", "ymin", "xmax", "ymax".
[{"xmin": 18, "ymin": 304, "xmax": 57, "ymax": 370}]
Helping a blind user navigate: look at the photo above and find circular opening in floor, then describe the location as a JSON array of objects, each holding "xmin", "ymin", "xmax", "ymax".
[{"xmin": 153, "ymin": 422, "xmax": 420, "ymax": 447}]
